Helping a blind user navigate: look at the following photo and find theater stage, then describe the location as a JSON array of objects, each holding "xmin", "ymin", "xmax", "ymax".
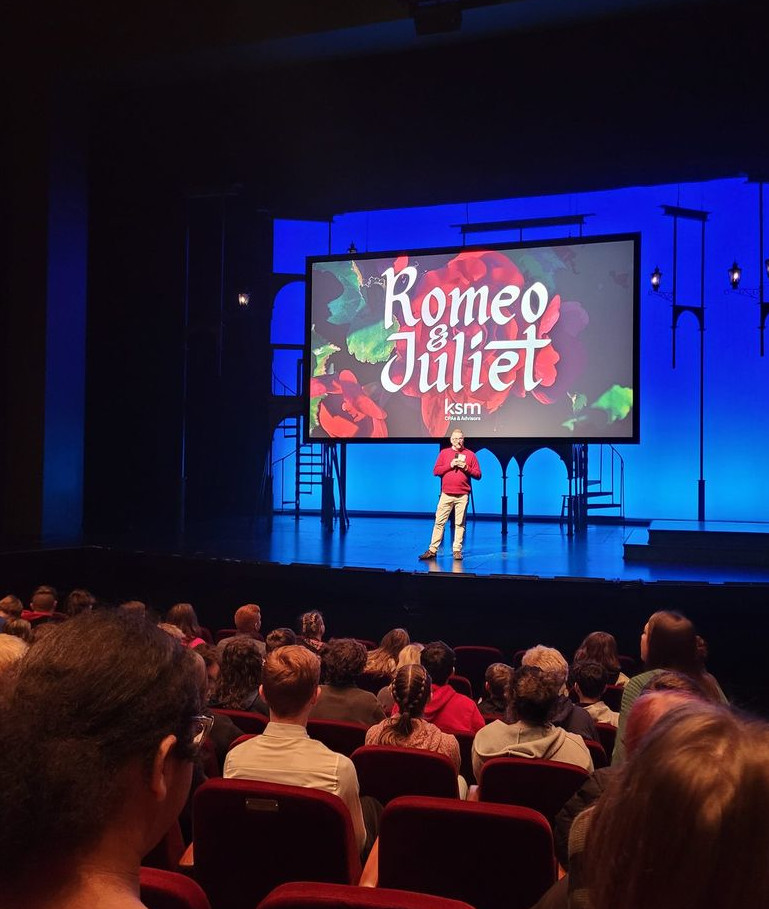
[
  {"xmin": 4, "ymin": 514, "xmax": 769, "ymax": 714},
  {"xmin": 171, "ymin": 514, "xmax": 769, "ymax": 586}
]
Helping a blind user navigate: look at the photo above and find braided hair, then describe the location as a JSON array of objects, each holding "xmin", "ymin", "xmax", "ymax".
[{"xmin": 380, "ymin": 663, "xmax": 432, "ymax": 743}]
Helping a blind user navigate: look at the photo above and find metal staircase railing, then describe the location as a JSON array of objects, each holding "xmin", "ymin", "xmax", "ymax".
[
  {"xmin": 585, "ymin": 444, "xmax": 625, "ymax": 519},
  {"xmin": 561, "ymin": 443, "xmax": 625, "ymax": 529}
]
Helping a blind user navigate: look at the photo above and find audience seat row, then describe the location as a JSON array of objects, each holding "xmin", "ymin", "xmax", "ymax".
[{"xmin": 164, "ymin": 778, "xmax": 556, "ymax": 909}]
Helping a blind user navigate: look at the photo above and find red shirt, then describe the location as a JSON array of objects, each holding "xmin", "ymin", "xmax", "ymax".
[{"xmin": 433, "ymin": 446, "xmax": 481, "ymax": 496}]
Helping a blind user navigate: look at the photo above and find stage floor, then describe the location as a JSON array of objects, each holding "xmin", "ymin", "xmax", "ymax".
[{"xmin": 164, "ymin": 514, "xmax": 769, "ymax": 586}]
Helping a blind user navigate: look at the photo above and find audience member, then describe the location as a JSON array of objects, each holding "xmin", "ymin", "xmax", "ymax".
[
  {"xmin": 0, "ymin": 594, "xmax": 23, "ymax": 631},
  {"xmin": 62, "ymin": 588, "xmax": 95, "ymax": 616},
  {"xmin": 366, "ymin": 663, "xmax": 466, "ymax": 796},
  {"xmin": 0, "ymin": 635, "xmax": 28, "ymax": 686},
  {"xmin": 477, "ymin": 662, "xmax": 513, "ymax": 718},
  {"xmin": 577, "ymin": 702, "xmax": 769, "ymax": 909},
  {"xmin": 266, "ymin": 626, "xmax": 297, "ymax": 652},
  {"xmin": 573, "ymin": 661, "xmax": 619, "ymax": 727},
  {"xmin": 310, "ymin": 638, "xmax": 386, "ymax": 726},
  {"xmin": 376, "ymin": 642, "xmax": 424, "ymax": 714},
  {"xmin": 165, "ymin": 602, "xmax": 207, "ymax": 648},
  {"xmin": 553, "ymin": 686, "xmax": 700, "ymax": 872},
  {"xmin": 0, "ymin": 611, "xmax": 205, "ymax": 909},
  {"xmin": 612, "ymin": 610, "xmax": 727, "ymax": 764},
  {"xmin": 219, "ymin": 603, "xmax": 266, "ymax": 657},
  {"xmin": 224, "ymin": 645, "xmax": 379, "ymax": 858},
  {"xmin": 298, "ymin": 610, "xmax": 326, "ymax": 653},
  {"xmin": 119, "ymin": 599, "xmax": 147, "ymax": 618},
  {"xmin": 393, "ymin": 641, "xmax": 484, "ymax": 736},
  {"xmin": 2, "ymin": 618, "xmax": 32, "ymax": 644},
  {"xmin": 193, "ymin": 646, "xmax": 243, "ymax": 769},
  {"xmin": 21, "ymin": 585, "xmax": 58, "ymax": 622},
  {"xmin": 472, "ymin": 665, "xmax": 593, "ymax": 779},
  {"xmin": 572, "ymin": 631, "xmax": 629, "ymax": 686},
  {"xmin": 158, "ymin": 622, "xmax": 185, "ymax": 641},
  {"xmin": 522, "ymin": 645, "xmax": 596, "ymax": 740},
  {"xmin": 211, "ymin": 636, "xmax": 269, "ymax": 714},
  {"xmin": 364, "ymin": 628, "xmax": 410, "ymax": 675},
  {"xmin": 196, "ymin": 643, "xmax": 222, "ymax": 702}
]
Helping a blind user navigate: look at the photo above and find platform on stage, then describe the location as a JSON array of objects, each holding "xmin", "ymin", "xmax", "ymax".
[{"xmin": 624, "ymin": 520, "xmax": 769, "ymax": 568}]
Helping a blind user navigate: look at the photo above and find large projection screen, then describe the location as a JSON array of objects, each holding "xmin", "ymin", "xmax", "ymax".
[{"xmin": 306, "ymin": 234, "xmax": 639, "ymax": 442}]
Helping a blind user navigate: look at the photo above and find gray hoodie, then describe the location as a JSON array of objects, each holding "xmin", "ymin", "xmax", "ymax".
[{"xmin": 472, "ymin": 720, "xmax": 593, "ymax": 779}]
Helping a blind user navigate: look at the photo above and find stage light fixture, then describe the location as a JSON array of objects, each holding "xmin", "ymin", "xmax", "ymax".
[
  {"xmin": 237, "ymin": 292, "xmax": 250, "ymax": 307},
  {"xmin": 650, "ymin": 265, "xmax": 662, "ymax": 291},
  {"xmin": 728, "ymin": 261, "xmax": 741, "ymax": 290}
]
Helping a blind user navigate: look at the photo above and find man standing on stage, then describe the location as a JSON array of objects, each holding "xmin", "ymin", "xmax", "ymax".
[{"xmin": 419, "ymin": 428, "xmax": 481, "ymax": 562}]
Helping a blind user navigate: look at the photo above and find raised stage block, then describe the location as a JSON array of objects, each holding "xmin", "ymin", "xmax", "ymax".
[{"xmin": 624, "ymin": 521, "xmax": 769, "ymax": 566}]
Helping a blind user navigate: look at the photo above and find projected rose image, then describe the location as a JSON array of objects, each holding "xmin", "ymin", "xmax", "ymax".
[{"xmin": 307, "ymin": 237, "xmax": 637, "ymax": 441}]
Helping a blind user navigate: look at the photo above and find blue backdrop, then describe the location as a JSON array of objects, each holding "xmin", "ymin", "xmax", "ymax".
[{"xmin": 270, "ymin": 177, "xmax": 768, "ymax": 523}]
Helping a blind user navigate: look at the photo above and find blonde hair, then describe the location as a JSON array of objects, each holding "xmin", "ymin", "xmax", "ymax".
[
  {"xmin": 521, "ymin": 645, "xmax": 568, "ymax": 690},
  {"xmin": 261, "ymin": 645, "xmax": 320, "ymax": 717}
]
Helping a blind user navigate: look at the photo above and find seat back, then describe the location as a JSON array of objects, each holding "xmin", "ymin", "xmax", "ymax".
[
  {"xmin": 478, "ymin": 757, "xmax": 589, "ymax": 822},
  {"xmin": 211, "ymin": 708, "xmax": 268, "ymax": 736},
  {"xmin": 378, "ymin": 796, "xmax": 555, "ymax": 909},
  {"xmin": 351, "ymin": 745, "xmax": 459, "ymax": 805},
  {"xmin": 193, "ymin": 778, "xmax": 362, "ymax": 909},
  {"xmin": 257, "ymin": 881, "xmax": 476, "ymax": 909},
  {"xmin": 584, "ymin": 738, "xmax": 607, "ymax": 769},
  {"xmin": 602, "ymin": 684, "xmax": 624, "ymax": 712},
  {"xmin": 453, "ymin": 646, "xmax": 504, "ymax": 698},
  {"xmin": 215, "ymin": 628, "xmax": 237, "ymax": 643},
  {"xmin": 307, "ymin": 718, "xmax": 368, "ymax": 757},
  {"xmin": 595, "ymin": 722, "xmax": 617, "ymax": 758},
  {"xmin": 140, "ymin": 867, "xmax": 212, "ymax": 909},
  {"xmin": 446, "ymin": 674, "xmax": 473, "ymax": 699}
]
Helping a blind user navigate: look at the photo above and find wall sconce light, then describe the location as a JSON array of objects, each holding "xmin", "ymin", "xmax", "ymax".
[
  {"xmin": 237, "ymin": 292, "xmax": 250, "ymax": 307},
  {"xmin": 650, "ymin": 266, "xmax": 662, "ymax": 291},
  {"xmin": 728, "ymin": 261, "xmax": 741, "ymax": 290}
]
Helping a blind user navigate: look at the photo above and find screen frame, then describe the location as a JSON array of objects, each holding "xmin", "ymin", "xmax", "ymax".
[{"xmin": 304, "ymin": 232, "xmax": 640, "ymax": 445}]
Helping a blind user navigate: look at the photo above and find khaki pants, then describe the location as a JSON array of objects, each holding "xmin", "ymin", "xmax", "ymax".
[{"xmin": 429, "ymin": 492, "xmax": 469, "ymax": 554}]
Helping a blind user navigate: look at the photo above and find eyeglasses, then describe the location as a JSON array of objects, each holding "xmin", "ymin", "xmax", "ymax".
[{"xmin": 191, "ymin": 714, "xmax": 214, "ymax": 752}]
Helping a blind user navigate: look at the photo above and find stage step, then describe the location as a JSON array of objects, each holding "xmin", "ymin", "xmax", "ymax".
[{"xmin": 624, "ymin": 521, "xmax": 769, "ymax": 566}]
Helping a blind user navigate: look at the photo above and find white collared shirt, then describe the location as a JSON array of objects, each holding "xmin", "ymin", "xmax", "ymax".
[{"xmin": 223, "ymin": 721, "xmax": 366, "ymax": 851}]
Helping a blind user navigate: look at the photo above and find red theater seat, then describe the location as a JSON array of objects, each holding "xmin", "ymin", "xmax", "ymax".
[
  {"xmin": 453, "ymin": 646, "xmax": 504, "ymax": 698},
  {"xmin": 192, "ymin": 778, "xmax": 362, "ymax": 909},
  {"xmin": 307, "ymin": 718, "xmax": 368, "ymax": 757},
  {"xmin": 257, "ymin": 881, "xmax": 477, "ymax": 909},
  {"xmin": 351, "ymin": 745, "xmax": 459, "ymax": 805},
  {"xmin": 211, "ymin": 708, "xmax": 268, "ymax": 736},
  {"xmin": 140, "ymin": 868, "xmax": 212, "ymax": 909},
  {"xmin": 477, "ymin": 757, "xmax": 589, "ymax": 823},
  {"xmin": 595, "ymin": 722, "xmax": 617, "ymax": 759},
  {"xmin": 377, "ymin": 796, "xmax": 555, "ymax": 909},
  {"xmin": 584, "ymin": 738, "xmax": 608, "ymax": 769},
  {"xmin": 446, "ymin": 675, "xmax": 473, "ymax": 699}
]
